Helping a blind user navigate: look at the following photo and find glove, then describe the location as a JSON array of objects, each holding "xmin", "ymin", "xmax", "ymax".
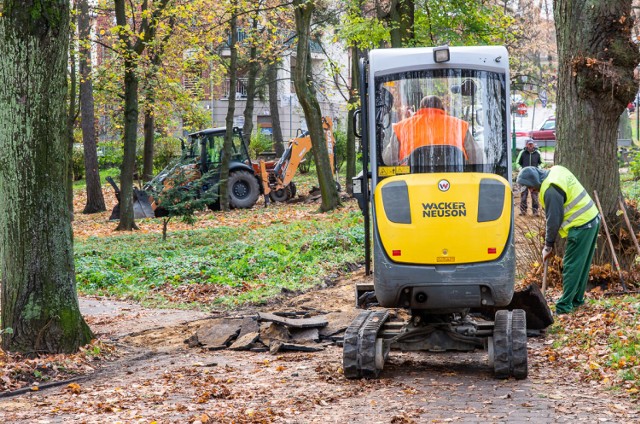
[{"xmin": 542, "ymin": 245, "xmax": 553, "ymax": 261}]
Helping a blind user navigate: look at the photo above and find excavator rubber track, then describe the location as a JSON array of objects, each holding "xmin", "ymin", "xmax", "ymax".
[
  {"xmin": 491, "ymin": 309, "xmax": 528, "ymax": 379},
  {"xmin": 343, "ymin": 310, "xmax": 389, "ymax": 379}
]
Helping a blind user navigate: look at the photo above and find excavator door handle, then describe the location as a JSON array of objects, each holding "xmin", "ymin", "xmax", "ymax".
[{"xmin": 353, "ymin": 109, "xmax": 362, "ymax": 138}]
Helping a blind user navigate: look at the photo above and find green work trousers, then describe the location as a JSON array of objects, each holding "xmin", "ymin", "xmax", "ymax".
[{"xmin": 555, "ymin": 218, "xmax": 600, "ymax": 314}]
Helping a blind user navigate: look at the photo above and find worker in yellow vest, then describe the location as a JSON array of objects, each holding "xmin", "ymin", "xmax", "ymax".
[{"xmin": 517, "ymin": 166, "xmax": 600, "ymax": 315}]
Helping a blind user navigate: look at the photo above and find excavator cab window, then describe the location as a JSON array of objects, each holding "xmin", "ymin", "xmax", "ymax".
[
  {"xmin": 376, "ymin": 69, "xmax": 507, "ymax": 180},
  {"xmin": 206, "ymin": 135, "xmax": 225, "ymax": 165},
  {"xmin": 200, "ymin": 133, "xmax": 250, "ymax": 166}
]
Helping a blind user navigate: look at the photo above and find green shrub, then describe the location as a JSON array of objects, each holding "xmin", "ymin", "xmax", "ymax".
[
  {"xmin": 153, "ymin": 136, "xmax": 182, "ymax": 171},
  {"xmin": 98, "ymin": 140, "xmax": 123, "ymax": 170},
  {"xmin": 629, "ymin": 149, "xmax": 640, "ymax": 180},
  {"xmin": 249, "ymin": 132, "xmax": 273, "ymax": 158},
  {"xmin": 97, "ymin": 136, "xmax": 181, "ymax": 176},
  {"xmin": 72, "ymin": 144, "xmax": 85, "ymax": 181},
  {"xmin": 333, "ymin": 129, "xmax": 347, "ymax": 172}
]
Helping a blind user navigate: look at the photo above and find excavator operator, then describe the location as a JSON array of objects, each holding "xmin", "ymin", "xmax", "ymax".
[{"xmin": 382, "ymin": 95, "xmax": 482, "ymax": 166}]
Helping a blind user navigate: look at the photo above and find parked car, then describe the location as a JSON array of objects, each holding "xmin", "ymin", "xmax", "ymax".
[
  {"xmin": 512, "ymin": 116, "xmax": 555, "ymax": 150},
  {"xmin": 511, "ymin": 130, "xmax": 530, "ymax": 149},
  {"xmin": 529, "ymin": 116, "xmax": 556, "ymax": 146}
]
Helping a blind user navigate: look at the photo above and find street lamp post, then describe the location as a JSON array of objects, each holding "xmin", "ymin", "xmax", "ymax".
[{"xmin": 531, "ymin": 98, "xmax": 541, "ymax": 131}]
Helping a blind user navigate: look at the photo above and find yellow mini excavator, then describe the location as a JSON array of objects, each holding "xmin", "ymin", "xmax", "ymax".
[{"xmin": 346, "ymin": 46, "xmax": 551, "ymax": 380}]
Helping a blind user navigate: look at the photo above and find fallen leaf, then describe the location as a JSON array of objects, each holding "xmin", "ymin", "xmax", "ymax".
[{"xmin": 66, "ymin": 383, "xmax": 81, "ymax": 394}]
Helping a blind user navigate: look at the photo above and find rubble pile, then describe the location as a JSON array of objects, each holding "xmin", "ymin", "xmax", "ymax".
[{"xmin": 185, "ymin": 309, "xmax": 359, "ymax": 354}]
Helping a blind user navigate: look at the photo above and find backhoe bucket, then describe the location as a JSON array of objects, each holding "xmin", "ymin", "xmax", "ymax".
[
  {"xmin": 106, "ymin": 176, "xmax": 156, "ymax": 220},
  {"xmin": 132, "ymin": 188, "xmax": 155, "ymax": 218},
  {"xmin": 508, "ymin": 283, "xmax": 554, "ymax": 329}
]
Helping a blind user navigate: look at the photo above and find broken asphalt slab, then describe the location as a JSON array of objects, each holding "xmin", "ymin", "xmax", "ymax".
[{"xmin": 187, "ymin": 310, "xmax": 348, "ymax": 354}]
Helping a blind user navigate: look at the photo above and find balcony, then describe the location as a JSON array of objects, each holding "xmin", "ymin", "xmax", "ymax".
[{"xmin": 222, "ymin": 78, "xmax": 249, "ymax": 99}]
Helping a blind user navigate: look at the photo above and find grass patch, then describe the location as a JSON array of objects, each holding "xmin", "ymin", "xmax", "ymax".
[
  {"xmin": 75, "ymin": 208, "xmax": 364, "ymax": 309},
  {"xmin": 73, "ymin": 167, "xmax": 120, "ymax": 189},
  {"xmin": 621, "ymin": 177, "xmax": 640, "ymax": 203}
]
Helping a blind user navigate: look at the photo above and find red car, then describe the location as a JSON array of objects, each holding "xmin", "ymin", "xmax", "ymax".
[{"xmin": 528, "ymin": 116, "xmax": 556, "ymax": 146}]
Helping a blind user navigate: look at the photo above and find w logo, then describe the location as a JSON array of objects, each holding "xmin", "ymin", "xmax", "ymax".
[{"xmin": 438, "ymin": 179, "xmax": 450, "ymax": 192}]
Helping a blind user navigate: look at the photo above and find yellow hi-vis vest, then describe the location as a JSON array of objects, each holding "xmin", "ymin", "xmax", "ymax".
[{"xmin": 540, "ymin": 166, "xmax": 599, "ymax": 238}]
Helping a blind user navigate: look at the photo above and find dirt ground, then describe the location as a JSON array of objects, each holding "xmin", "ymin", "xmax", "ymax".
[
  {"xmin": 1, "ymin": 192, "xmax": 639, "ymax": 422},
  {"xmin": 1, "ymin": 267, "xmax": 639, "ymax": 423}
]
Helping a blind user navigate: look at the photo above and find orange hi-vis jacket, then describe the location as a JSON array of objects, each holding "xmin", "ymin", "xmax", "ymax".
[{"xmin": 392, "ymin": 108, "xmax": 469, "ymax": 163}]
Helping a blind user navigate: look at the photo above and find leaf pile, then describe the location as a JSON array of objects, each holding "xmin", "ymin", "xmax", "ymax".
[
  {"xmin": 543, "ymin": 296, "xmax": 640, "ymax": 396},
  {"xmin": 518, "ymin": 257, "xmax": 639, "ymax": 293}
]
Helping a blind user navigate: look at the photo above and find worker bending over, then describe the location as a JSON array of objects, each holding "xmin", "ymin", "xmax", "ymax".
[{"xmin": 517, "ymin": 166, "xmax": 600, "ymax": 315}]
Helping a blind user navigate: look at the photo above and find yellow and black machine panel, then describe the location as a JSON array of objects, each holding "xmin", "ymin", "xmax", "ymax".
[{"xmin": 374, "ymin": 173, "xmax": 511, "ymax": 265}]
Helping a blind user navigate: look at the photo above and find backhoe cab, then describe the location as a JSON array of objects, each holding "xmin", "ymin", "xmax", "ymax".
[{"xmin": 346, "ymin": 46, "xmax": 549, "ymax": 380}]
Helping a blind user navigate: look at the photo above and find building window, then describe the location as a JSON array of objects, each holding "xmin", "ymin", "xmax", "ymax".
[{"xmin": 223, "ymin": 77, "xmax": 249, "ymax": 99}]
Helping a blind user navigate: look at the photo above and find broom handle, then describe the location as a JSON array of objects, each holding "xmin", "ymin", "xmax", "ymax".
[{"xmin": 541, "ymin": 259, "xmax": 548, "ymax": 294}]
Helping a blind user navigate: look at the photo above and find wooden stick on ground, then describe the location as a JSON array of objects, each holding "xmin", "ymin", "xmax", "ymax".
[
  {"xmin": 618, "ymin": 196, "xmax": 640, "ymax": 257},
  {"xmin": 541, "ymin": 259, "xmax": 549, "ymax": 294},
  {"xmin": 593, "ymin": 191, "xmax": 628, "ymax": 293}
]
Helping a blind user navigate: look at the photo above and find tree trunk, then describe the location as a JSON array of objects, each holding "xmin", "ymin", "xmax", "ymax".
[
  {"xmin": 163, "ymin": 218, "xmax": 169, "ymax": 241},
  {"xmin": 267, "ymin": 62, "xmax": 285, "ymax": 157},
  {"xmin": 389, "ymin": 0, "xmax": 414, "ymax": 47},
  {"xmin": 554, "ymin": 0, "xmax": 640, "ymax": 218},
  {"xmin": 345, "ymin": 46, "xmax": 359, "ymax": 194},
  {"xmin": 67, "ymin": 12, "xmax": 77, "ymax": 218},
  {"xmin": 142, "ymin": 47, "xmax": 170, "ymax": 183},
  {"xmin": 116, "ymin": 59, "xmax": 140, "ymax": 231},
  {"xmin": 242, "ymin": 17, "xmax": 260, "ymax": 142},
  {"xmin": 114, "ymin": 0, "xmax": 141, "ymax": 231},
  {"xmin": 143, "ymin": 107, "xmax": 155, "ymax": 182},
  {"xmin": 0, "ymin": 2, "xmax": 93, "ymax": 353},
  {"xmin": 293, "ymin": 0, "xmax": 339, "ymax": 211},
  {"xmin": 78, "ymin": 0, "xmax": 106, "ymax": 214},
  {"xmin": 221, "ymin": 2, "xmax": 239, "ymax": 212}
]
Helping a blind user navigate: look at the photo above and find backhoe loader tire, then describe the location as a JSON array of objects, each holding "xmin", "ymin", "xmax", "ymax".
[
  {"xmin": 154, "ymin": 206, "xmax": 169, "ymax": 217},
  {"xmin": 269, "ymin": 186, "xmax": 292, "ymax": 203},
  {"xmin": 228, "ymin": 170, "xmax": 260, "ymax": 209},
  {"xmin": 289, "ymin": 181, "xmax": 297, "ymax": 198}
]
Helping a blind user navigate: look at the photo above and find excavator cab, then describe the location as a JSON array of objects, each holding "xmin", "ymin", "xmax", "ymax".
[{"xmin": 346, "ymin": 46, "xmax": 530, "ymax": 380}]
